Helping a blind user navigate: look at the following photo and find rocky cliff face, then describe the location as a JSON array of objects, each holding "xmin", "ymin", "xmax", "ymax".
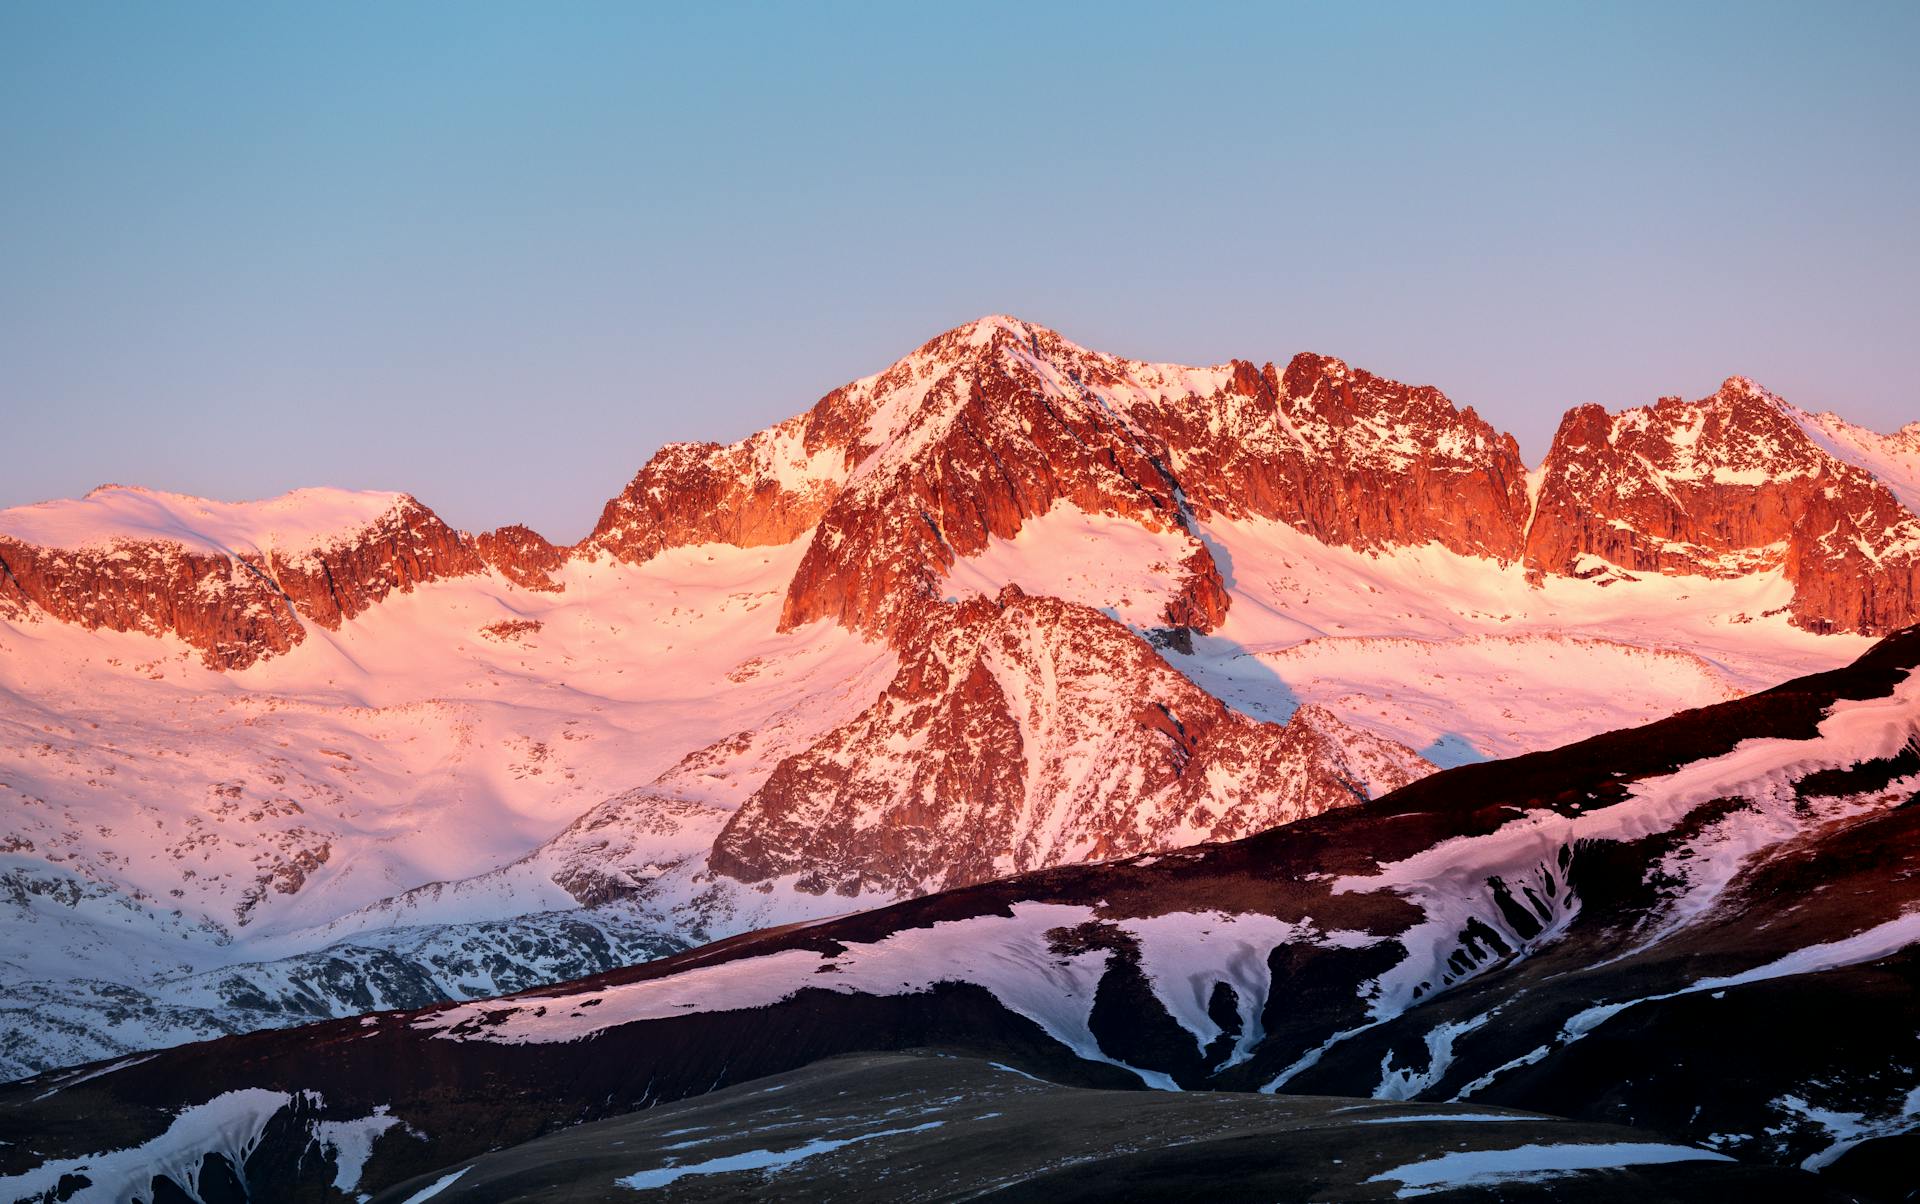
[
  {"xmin": 579, "ymin": 413, "xmax": 847, "ymax": 566},
  {"xmin": 1125, "ymin": 352, "xmax": 1532, "ymax": 561},
  {"xmin": 0, "ymin": 530, "xmax": 308, "ymax": 669},
  {"xmin": 764, "ymin": 321, "xmax": 1535, "ymax": 644},
  {"xmin": 710, "ymin": 586, "xmax": 1431, "ymax": 896},
  {"xmin": 472, "ymin": 523, "xmax": 568, "ymax": 592},
  {"xmin": 775, "ymin": 319, "xmax": 1204, "ymax": 639},
  {"xmin": 1524, "ymin": 378, "xmax": 1920, "ymax": 633},
  {"xmin": 261, "ymin": 496, "xmax": 486, "ymax": 631},
  {"xmin": 0, "ymin": 491, "xmax": 486, "ymax": 668}
]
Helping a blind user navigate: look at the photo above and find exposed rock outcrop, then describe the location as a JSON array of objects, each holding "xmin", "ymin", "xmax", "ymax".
[
  {"xmin": 710, "ymin": 588, "xmax": 1432, "ymax": 896},
  {"xmin": 0, "ymin": 491, "xmax": 482, "ymax": 668},
  {"xmin": 473, "ymin": 524, "xmax": 567, "ymax": 593},
  {"xmin": 579, "ymin": 414, "xmax": 846, "ymax": 565},
  {"xmin": 1524, "ymin": 378, "xmax": 1920, "ymax": 633},
  {"xmin": 1126, "ymin": 353, "xmax": 1532, "ymax": 561}
]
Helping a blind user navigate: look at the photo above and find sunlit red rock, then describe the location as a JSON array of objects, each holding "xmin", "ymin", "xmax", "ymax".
[{"xmin": 710, "ymin": 588, "xmax": 1431, "ymax": 896}]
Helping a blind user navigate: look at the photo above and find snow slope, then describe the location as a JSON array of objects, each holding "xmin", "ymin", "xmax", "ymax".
[
  {"xmin": 0, "ymin": 538, "xmax": 895, "ymax": 1075},
  {"xmin": 1787, "ymin": 408, "xmax": 1920, "ymax": 517},
  {"xmin": 944, "ymin": 506, "xmax": 1868, "ymax": 767},
  {"xmin": 15, "ymin": 632, "xmax": 1911, "ymax": 1198},
  {"xmin": 0, "ymin": 485, "xmax": 409, "ymax": 558}
]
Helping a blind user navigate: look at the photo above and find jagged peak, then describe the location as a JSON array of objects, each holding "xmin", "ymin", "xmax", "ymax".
[
  {"xmin": 881, "ymin": 315, "xmax": 1073, "ymax": 372},
  {"xmin": 1716, "ymin": 374, "xmax": 1779, "ymax": 402},
  {"xmin": 1539, "ymin": 376, "xmax": 1808, "ymax": 456},
  {"xmin": 951, "ymin": 313, "xmax": 1052, "ymax": 346},
  {"xmin": 905, "ymin": 315, "xmax": 1242, "ymax": 386},
  {"xmin": 1284, "ymin": 351, "xmax": 1353, "ymax": 385}
]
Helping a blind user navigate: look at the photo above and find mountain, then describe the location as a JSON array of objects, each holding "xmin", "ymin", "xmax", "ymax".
[
  {"xmin": 4, "ymin": 626, "xmax": 1915, "ymax": 1201},
  {"xmin": 1526, "ymin": 379, "xmax": 1920, "ymax": 633},
  {"xmin": 0, "ymin": 315, "xmax": 1914, "ymax": 1084},
  {"xmin": 706, "ymin": 589, "xmax": 1428, "ymax": 897},
  {"xmin": 10, "ymin": 321, "xmax": 1916, "ymax": 660}
]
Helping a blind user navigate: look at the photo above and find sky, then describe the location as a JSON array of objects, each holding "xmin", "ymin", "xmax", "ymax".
[{"xmin": 2, "ymin": 3, "xmax": 1916, "ymax": 542}]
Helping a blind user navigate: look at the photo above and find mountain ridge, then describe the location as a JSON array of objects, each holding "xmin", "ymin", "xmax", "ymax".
[{"xmin": 8, "ymin": 317, "xmax": 1920, "ymax": 669}]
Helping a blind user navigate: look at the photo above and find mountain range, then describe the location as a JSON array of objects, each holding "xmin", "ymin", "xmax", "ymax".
[{"xmin": 2, "ymin": 316, "xmax": 1918, "ymax": 1199}]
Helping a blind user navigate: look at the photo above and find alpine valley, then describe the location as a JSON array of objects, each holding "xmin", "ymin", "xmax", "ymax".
[{"xmin": 3, "ymin": 316, "xmax": 1919, "ymax": 1201}]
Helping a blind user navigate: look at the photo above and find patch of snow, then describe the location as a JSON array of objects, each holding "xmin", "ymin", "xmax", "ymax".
[
  {"xmin": 1352, "ymin": 1111, "xmax": 1531, "ymax": 1125},
  {"xmin": 0, "ymin": 1087, "xmax": 290, "ymax": 1203},
  {"xmin": 1367, "ymin": 1141, "xmax": 1732, "ymax": 1197},
  {"xmin": 1122, "ymin": 911, "xmax": 1368, "ymax": 1069},
  {"xmin": 308, "ymin": 1105, "xmax": 407, "ymax": 1194},
  {"xmin": 987, "ymin": 1062, "xmax": 1049, "ymax": 1084},
  {"xmin": 1562, "ymin": 908, "xmax": 1920, "ymax": 1047},
  {"xmin": 1771, "ymin": 1084, "xmax": 1920, "ymax": 1171},
  {"xmin": 398, "ymin": 1166, "xmax": 471, "ymax": 1203},
  {"xmin": 944, "ymin": 501, "xmax": 1196, "ymax": 632},
  {"xmin": 616, "ymin": 1119, "xmax": 945, "ymax": 1191},
  {"xmin": 1375, "ymin": 1013, "xmax": 1495, "ymax": 1100}
]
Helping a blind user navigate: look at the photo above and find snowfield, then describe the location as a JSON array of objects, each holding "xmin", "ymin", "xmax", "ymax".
[
  {"xmin": 0, "ymin": 486, "xmax": 1880, "ymax": 1081},
  {"xmin": 0, "ymin": 484, "xmax": 410, "ymax": 559}
]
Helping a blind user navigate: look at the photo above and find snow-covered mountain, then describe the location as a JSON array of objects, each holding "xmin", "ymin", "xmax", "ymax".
[
  {"xmin": 1, "ymin": 315, "xmax": 1914, "ymax": 1083},
  {"xmin": 5, "ymin": 625, "xmax": 1915, "ymax": 1201}
]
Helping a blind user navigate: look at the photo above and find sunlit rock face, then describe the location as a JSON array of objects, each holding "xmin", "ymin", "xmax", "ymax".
[{"xmin": 1525, "ymin": 377, "xmax": 1920, "ymax": 634}]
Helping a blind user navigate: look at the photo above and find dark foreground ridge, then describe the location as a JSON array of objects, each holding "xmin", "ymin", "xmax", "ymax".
[
  {"xmin": 369, "ymin": 1052, "xmax": 1848, "ymax": 1203},
  {"xmin": 4, "ymin": 628, "xmax": 1919, "ymax": 1202}
]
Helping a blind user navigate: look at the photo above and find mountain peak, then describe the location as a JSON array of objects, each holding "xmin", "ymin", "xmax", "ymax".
[
  {"xmin": 1716, "ymin": 374, "xmax": 1774, "ymax": 400},
  {"xmin": 1284, "ymin": 351, "xmax": 1353, "ymax": 385},
  {"xmin": 913, "ymin": 314, "xmax": 1056, "ymax": 358},
  {"xmin": 953, "ymin": 312, "xmax": 1045, "ymax": 343}
]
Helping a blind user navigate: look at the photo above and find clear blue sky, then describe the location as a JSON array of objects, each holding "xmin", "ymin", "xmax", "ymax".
[{"xmin": 3, "ymin": 2, "xmax": 1916, "ymax": 541}]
